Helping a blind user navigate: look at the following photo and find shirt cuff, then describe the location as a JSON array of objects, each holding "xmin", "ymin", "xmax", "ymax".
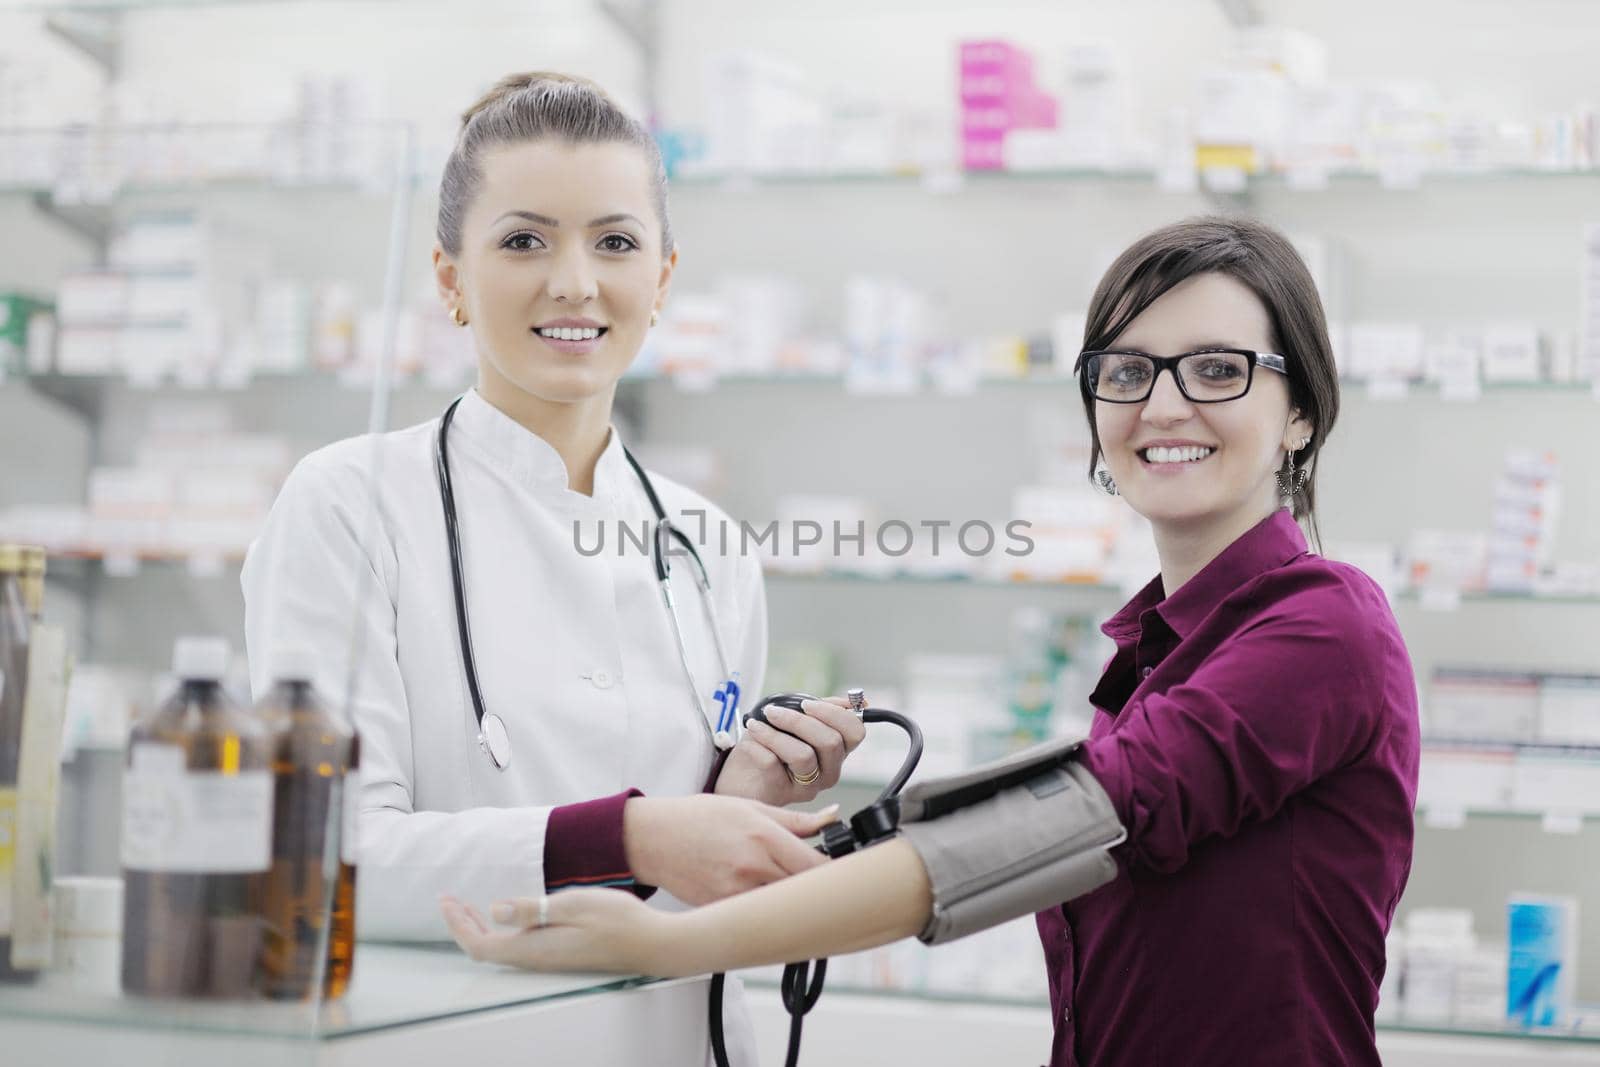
[{"xmin": 544, "ymin": 788, "xmax": 648, "ymax": 895}]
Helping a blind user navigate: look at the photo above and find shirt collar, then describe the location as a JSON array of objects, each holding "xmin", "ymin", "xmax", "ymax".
[
  {"xmin": 1100, "ymin": 509, "xmax": 1310, "ymax": 643},
  {"xmin": 448, "ymin": 389, "xmax": 631, "ymax": 502}
]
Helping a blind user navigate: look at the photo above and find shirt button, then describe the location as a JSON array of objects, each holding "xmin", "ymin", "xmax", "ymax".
[
  {"xmin": 1141, "ymin": 667, "xmax": 1154, "ymax": 679},
  {"xmin": 1062, "ymin": 1005, "xmax": 1071, "ymax": 1023},
  {"xmin": 589, "ymin": 670, "xmax": 614, "ymax": 690}
]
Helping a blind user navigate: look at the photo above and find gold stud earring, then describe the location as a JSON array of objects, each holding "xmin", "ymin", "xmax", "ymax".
[
  {"xmin": 649, "ymin": 309, "xmax": 660, "ymax": 328},
  {"xmin": 450, "ymin": 305, "xmax": 467, "ymax": 327}
]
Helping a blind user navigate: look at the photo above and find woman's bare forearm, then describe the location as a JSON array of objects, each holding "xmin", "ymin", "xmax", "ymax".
[{"xmin": 649, "ymin": 838, "xmax": 933, "ymax": 977}]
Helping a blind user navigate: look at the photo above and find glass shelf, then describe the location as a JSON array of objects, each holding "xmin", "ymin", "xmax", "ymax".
[
  {"xmin": 1393, "ymin": 589, "xmax": 1600, "ymax": 607},
  {"xmin": 10, "ymin": 370, "xmax": 1596, "ymax": 400},
  {"xmin": 0, "ymin": 941, "xmax": 655, "ymax": 1040},
  {"xmin": 621, "ymin": 372, "xmax": 1597, "ymax": 398},
  {"xmin": 670, "ymin": 165, "xmax": 1600, "ymax": 192},
  {"xmin": 1378, "ymin": 1017, "xmax": 1600, "ymax": 1045},
  {"xmin": 1414, "ymin": 805, "xmax": 1597, "ymax": 825},
  {"xmin": 763, "ymin": 570, "xmax": 1121, "ymax": 593},
  {"xmin": 744, "ymin": 978, "xmax": 1600, "ymax": 1044},
  {"xmin": 762, "ymin": 570, "xmax": 1600, "ymax": 605},
  {"xmin": 8, "ymin": 0, "xmax": 388, "ymax": 13}
]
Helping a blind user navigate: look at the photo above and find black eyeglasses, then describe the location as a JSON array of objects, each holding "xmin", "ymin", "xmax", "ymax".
[{"xmin": 1074, "ymin": 348, "xmax": 1288, "ymax": 404}]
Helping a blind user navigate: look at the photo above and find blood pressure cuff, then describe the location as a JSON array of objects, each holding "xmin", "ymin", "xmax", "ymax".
[{"xmin": 897, "ymin": 735, "xmax": 1125, "ymax": 945}]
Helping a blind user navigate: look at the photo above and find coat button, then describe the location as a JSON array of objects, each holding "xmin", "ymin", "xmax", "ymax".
[
  {"xmin": 589, "ymin": 670, "xmax": 614, "ymax": 689},
  {"xmin": 1141, "ymin": 667, "xmax": 1154, "ymax": 679}
]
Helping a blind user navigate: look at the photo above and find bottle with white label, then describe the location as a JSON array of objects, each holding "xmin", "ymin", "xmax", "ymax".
[
  {"xmin": 121, "ymin": 637, "xmax": 272, "ymax": 998},
  {"xmin": 254, "ymin": 649, "xmax": 359, "ymax": 1001}
]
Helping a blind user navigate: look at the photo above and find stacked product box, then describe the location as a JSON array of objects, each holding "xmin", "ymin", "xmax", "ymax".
[
  {"xmin": 55, "ymin": 215, "xmax": 210, "ymax": 381},
  {"xmin": 1487, "ymin": 450, "xmax": 1560, "ymax": 593},
  {"xmin": 958, "ymin": 40, "xmax": 1058, "ymax": 171},
  {"xmin": 1420, "ymin": 668, "xmax": 1600, "ymax": 815}
]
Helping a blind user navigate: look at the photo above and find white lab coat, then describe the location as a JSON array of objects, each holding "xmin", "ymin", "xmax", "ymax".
[{"xmin": 242, "ymin": 390, "xmax": 767, "ymax": 1065}]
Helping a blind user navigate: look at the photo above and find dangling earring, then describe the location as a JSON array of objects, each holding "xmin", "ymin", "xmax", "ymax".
[
  {"xmin": 649, "ymin": 309, "xmax": 660, "ymax": 328},
  {"xmin": 1093, "ymin": 467, "xmax": 1118, "ymax": 497},
  {"xmin": 1276, "ymin": 448, "xmax": 1311, "ymax": 498},
  {"xmin": 450, "ymin": 305, "xmax": 468, "ymax": 328}
]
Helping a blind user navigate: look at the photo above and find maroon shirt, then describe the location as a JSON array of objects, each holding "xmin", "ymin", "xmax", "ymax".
[{"xmin": 1039, "ymin": 509, "xmax": 1420, "ymax": 1067}]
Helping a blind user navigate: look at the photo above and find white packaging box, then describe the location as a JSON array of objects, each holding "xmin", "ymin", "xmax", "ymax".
[
  {"xmin": 705, "ymin": 50, "xmax": 826, "ymax": 173},
  {"xmin": 1510, "ymin": 753, "xmax": 1600, "ymax": 814},
  {"xmin": 1284, "ymin": 83, "xmax": 1364, "ymax": 174},
  {"xmin": 1406, "ymin": 529, "xmax": 1487, "ymax": 591},
  {"xmin": 1230, "ymin": 27, "xmax": 1330, "ymax": 86},
  {"xmin": 1429, "ymin": 670, "xmax": 1540, "ymax": 740},
  {"xmin": 1347, "ymin": 322, "xmax": 1426, "ymax": 381},
  {"xmin": 1537, "ymin": 675, "xmax": 1600, "ymax": 745},
  {"xmin": 119, "ymin": 324, "xmax": 198, "ymax": 383},
  {"xmin": 56, "ymin": 272, "xmax": 129, "ymax": 326},
  {"xmin": 1453, "ymin": 944, "xmax": 1510, "ymax": 1025},
  {"xmin": 720, "ymin": 275, "xmax": 806, "ymax": 375},
  {"xmin": 177, "ymin": 471, "xmax": 274, "ymax": 518},
  {"xmin": 254, "ymin": 279, "xmax": 311, "ymax": 374},
  {"xmin": 904, "ymin": 654, "xmax": 1007, "ymax": 779},
  {"xmin": 1502, "ymin": 449, "xmax": 1559, "ymax": 484},
  {"xmin": 87, "ymin": 467, "xmax": 175, "ymax": 520},
  {"xmin": 55, "ymin": 326, "xmax": 120, "ymax": 375},
  {"xmin": 1056, "ymin": 42, "xmax": 1131, "ymax": 168},
  {"xmin": 125, "ymin": 274, "xmax": 198, "ymax": 324},
  {"xmin": 109, "ymin": 216, "xmax": 204, "ymax": 270},
  {"xmin": 1481, "ymin": 323, "xmax": 1544, "ymax": 382},
  {"xmin": 1402, "ymin": 908, "xmax": 1476, "ymax": 1023},
  {"xmin": 1417, "ymin": 748, "xmax": 1515, "ymax": 811},
  {"xmin": 1194, "ymin": 67, "xmax": 1291, "ymax": 162},
  {"xmin": 1423, "ymin": 332, "xmax": 1482, "ymax": 388}
]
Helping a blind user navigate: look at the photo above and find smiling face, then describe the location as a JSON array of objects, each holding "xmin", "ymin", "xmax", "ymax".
[
  {"xmin": 1092, "ymin": 271, "xmax": 1314, "ymax": 539},
  {"xmin": 433, "ymin": 139, "xmax": 675, "ymax": 407}
]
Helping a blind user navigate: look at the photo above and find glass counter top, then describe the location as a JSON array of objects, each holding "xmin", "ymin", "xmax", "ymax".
[{"xmin": 0, "ymin": 941, "xmax": 656, "ymax": 1041}]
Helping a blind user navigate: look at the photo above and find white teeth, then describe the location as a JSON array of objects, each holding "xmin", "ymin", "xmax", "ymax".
[
  {"xmin": 1144, "ymin": 446, "xmax": 1214, "ymax": 464},
  {"xmin": 537, "ymin": 327, "xmax": 602, "ymax": 341}
]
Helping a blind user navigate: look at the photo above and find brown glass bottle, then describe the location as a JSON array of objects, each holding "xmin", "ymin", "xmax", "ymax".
[
  {"xmin": 255, "ymin": 657, "xmax": 359, "ymax": 1001},
  {"xmin": 121, "ymin": 638, "xmax": 273, "ymax": 998},
  {"xmin": 0, "ymin": 544, "xmax": 33, "ymax": 983}
]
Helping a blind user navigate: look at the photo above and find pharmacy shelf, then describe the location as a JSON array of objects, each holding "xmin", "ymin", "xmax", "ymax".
[
  {"xmin": 762, "ymin": 571, "xmax": 1600, "ymax": 605},
  {"xmin": 671, "ymin": 166, "xmax": 1600, "ymax": 192},
  {"xmin": 1415, "ymin": 806, "xmax": 1598, "ymax": 826},
  {"xmin": 764, "ymin": 570, "xmax": 1122, "ymax": 593},
  {"xmin": 10, "ymin": 366, "xmax": 1597, "ymax": 403},
  {"xmin": 626, "ymin": 372, "xmax": 1598, "ymax": 398},
  {"xmin": 1393, "ymin": 590, "xmax": 1600, "ymax": 607},
  {"xmin": 745, "ymin": 979, "xmax": 1600, "ymax": 1046},
  {"xmin": 11, "ymin": 0, "xmax": 390, "ymax": 14}
]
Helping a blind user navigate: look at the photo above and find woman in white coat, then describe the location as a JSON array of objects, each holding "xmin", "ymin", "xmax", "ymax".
[{"xmin": 241, "ymin": 73, "xmax": 864, "ymax": 1047}]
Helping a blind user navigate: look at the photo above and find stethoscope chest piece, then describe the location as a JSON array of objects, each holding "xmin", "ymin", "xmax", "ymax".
[{"xmin": 478, "ymin": 712, "xmax": 512, "ymax": 770}]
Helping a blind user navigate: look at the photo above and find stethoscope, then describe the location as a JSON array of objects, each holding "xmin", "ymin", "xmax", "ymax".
[{"xmin": 434, "ymin": 395, "xmax": 743, "ymax": 770}]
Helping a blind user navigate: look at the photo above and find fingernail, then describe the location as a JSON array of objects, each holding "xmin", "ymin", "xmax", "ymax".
[
  {"xmin": 492, "ymin": 902, "xmax": 514, "ymax": 923},
  {"xmin": 820, "ymin": 803, "xmax": 839, "ymax": 818}
]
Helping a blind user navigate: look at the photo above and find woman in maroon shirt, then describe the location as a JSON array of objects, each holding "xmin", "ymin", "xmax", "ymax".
[{"xmin": 440, "ymin": 217, "xmax": 1422, "ymax": 1067}]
